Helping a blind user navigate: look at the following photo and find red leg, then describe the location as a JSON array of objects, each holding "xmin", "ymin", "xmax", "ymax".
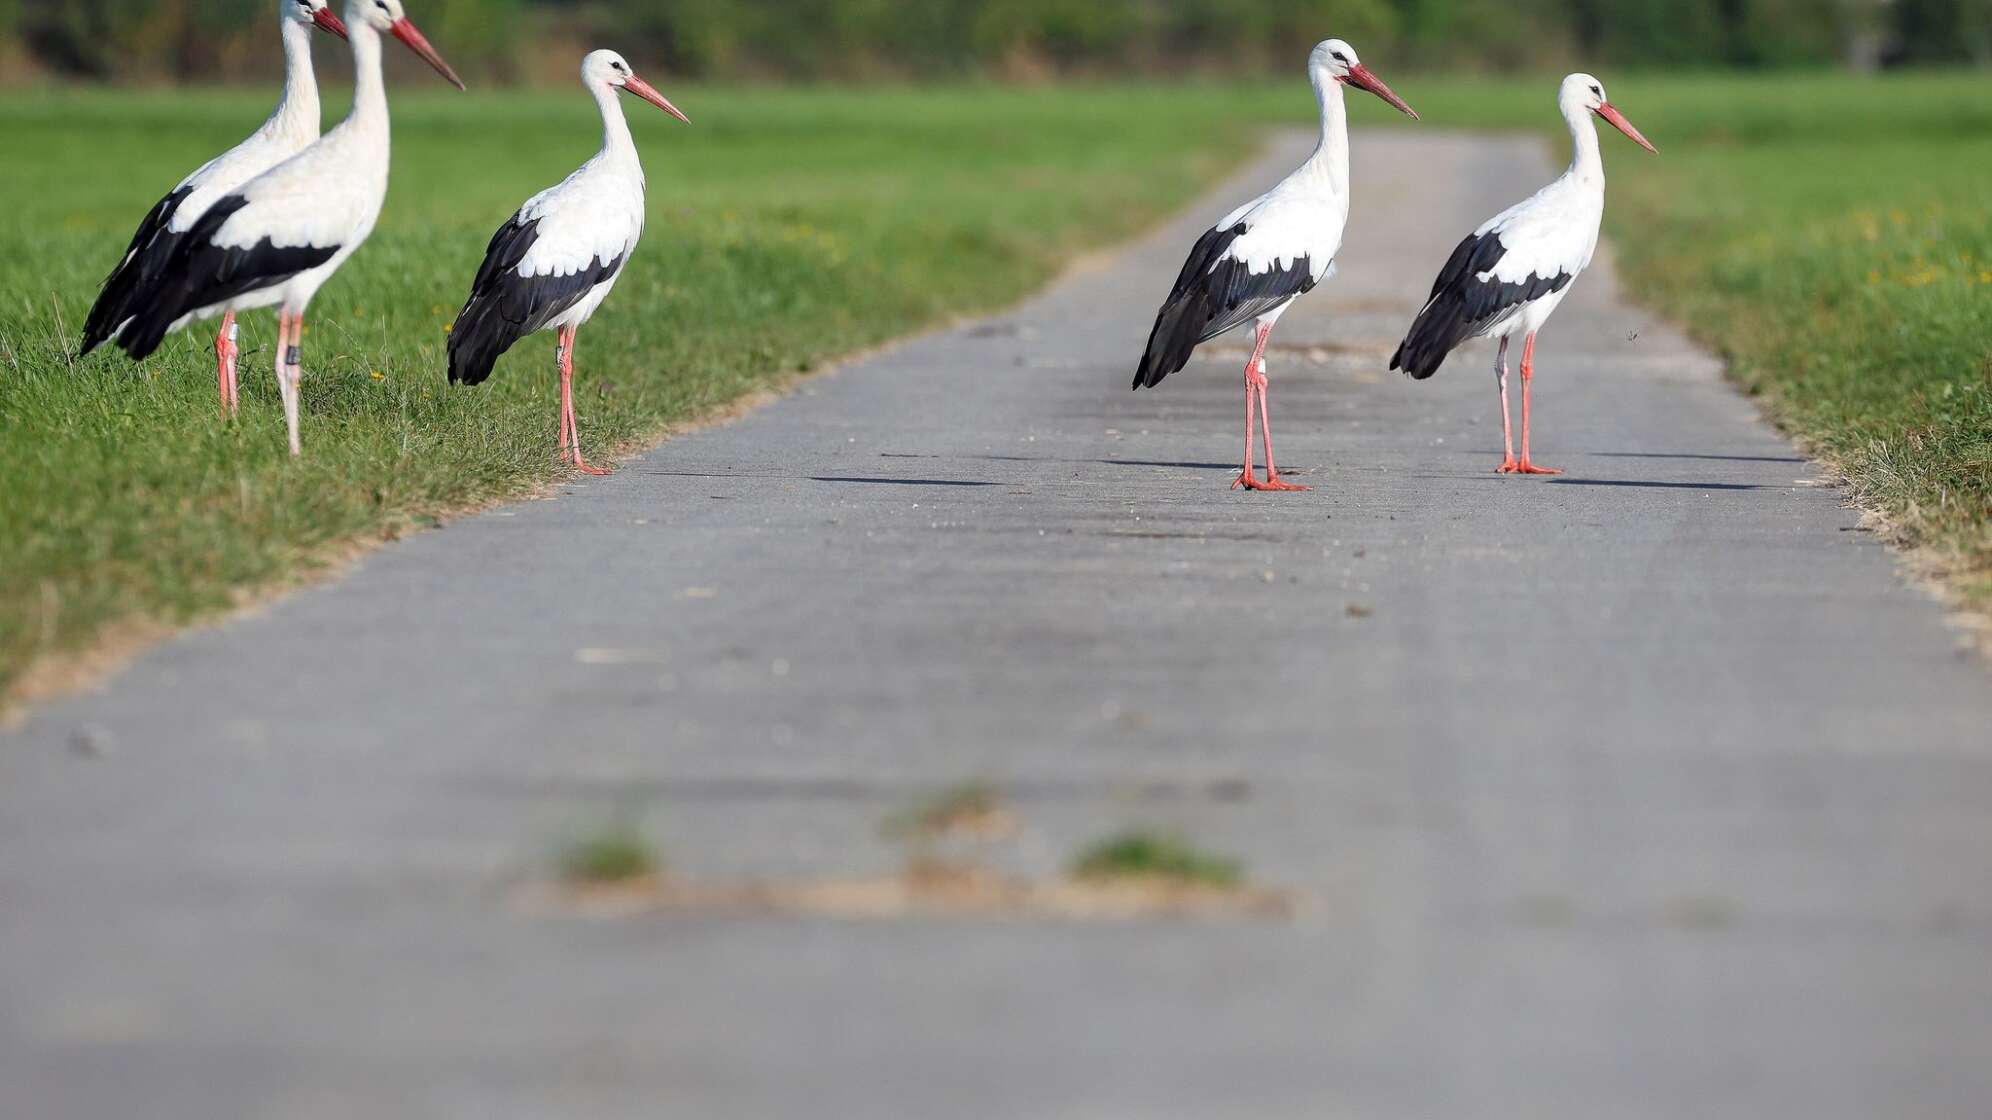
[
  {"xmin": 1251, "ymin": 366, "xmax": 1310, "ymax": 492},
  {"xmin": 214, "ymin": 310, "xmax": 239, "ymax": 418},
  {"xmin": 1493, "ymin": 336, "xmax": 1520, "ymax": 473},
  {"xmin": 555, "ymin": 327, "xmax": 575, "ymax": 458},
  {"xmin": 556, "ymin": 325, "xmax": 610, "ymax": 476},
  {"xmin": 279, "ymin": 310, "xmax": 303, "ymax": 457},
  {"xmin": 1233, "ymin": 323, "xmax": 1269, "ymax": 490},
  {"xmin": 1512, "ymin": 333, "xmax": 1560, "ymax": 475}
]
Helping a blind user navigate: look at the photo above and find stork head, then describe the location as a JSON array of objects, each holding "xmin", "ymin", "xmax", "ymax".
[
  {"xmin": 1563, "ymin": 73, "xmax": 1656, "ymax": 153},
  {"xmin": 584, "ymin": 49, "xmax": 691, "ymax": 124},
  {"xmin": 348, "ymin": 0, "xmax": 466, "ymax": 90},
  {"xmin": 1310, "ymin": 39, "xmax": 1418, "ymax": 120},
  {"xmin": 284, "ymin": 0, "xmax": 347, "ymax": 40}
]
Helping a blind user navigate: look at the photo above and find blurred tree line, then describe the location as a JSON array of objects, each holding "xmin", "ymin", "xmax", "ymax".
[{"xmin": 5, "ymin": 0, "xmax": 1986, "ymax": 82}]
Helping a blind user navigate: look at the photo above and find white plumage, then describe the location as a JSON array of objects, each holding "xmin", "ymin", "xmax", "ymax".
[
  {"xmin": 1392, "ymin": 73, "xmax": 1656, "ymax": 475},
  {"xmin": 158, "ymin": 4, "xmax": 344, "ymax": 238},
  {"xmin": 101, "ymin": 0, "xmax": 463, "ymax": 458},
  {"xmin": 1135, "ymin": 39, "xmax": 1417, "ymax": 492},
  {"xmin": 448, "ymin": 49, "xmax": 689, "ymax": 476},
  {"xmin": 79, "ymin": 0, "xmax": 347, "ymax": 412}
]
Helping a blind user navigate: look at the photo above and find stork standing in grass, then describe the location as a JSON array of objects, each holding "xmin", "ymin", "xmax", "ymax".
[
  {"xmin": 1133, "ymin": 39, "xmax": 1417, "ymax": 492},
  {"xmin": 1390, "ymin": 73, "xmax": 1656, "ymax": 474},
  {"xmin": 446, "ymin": 50, "xmax": 689, "ymax": 476},
  {"xmin": 99, "ymin": 0, "xmax": 464, "ymax": 457},
  {"xmin": 79, "ymin": 0, "xmax": 349, "ymax": 416}
]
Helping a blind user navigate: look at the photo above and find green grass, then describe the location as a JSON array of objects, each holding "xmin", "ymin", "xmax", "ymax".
[
  {"xmin": 883, "ymin": 780, "xmax": 1008, "ymax": 839},
  {"xmin": 558, "ymin": 821, "xmax": 658, "ymax": 884},
  {"xmin": 1070, "ymin": 829, "xmax": 1243, "ymax": 888},
  {"xmin": 0, "ymin": 84, "xmax": 1263, "ymax": 700}
]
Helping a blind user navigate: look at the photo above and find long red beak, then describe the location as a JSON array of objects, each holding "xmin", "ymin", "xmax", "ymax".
[
  {"xmin": 1345, "ymin": 63, "xmax": 1419, "ymax": 120},
  {"xmin": 622, "ymin": 74, "xmax": 690, "ymax": 124},
  {"xmin": 390, "ymin": 18, "xmax": 465, "ymax": 91},
  {"xmin": 312, "ymin": 8, "xmax": 348, "ymax": 40},
  {"xmin": 1596, "ymin": 102, "xmax": 1657, "ymax": 153}
]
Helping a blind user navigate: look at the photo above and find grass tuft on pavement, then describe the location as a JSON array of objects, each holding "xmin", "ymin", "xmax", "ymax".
[
  {"xmin": 559, "ymin": 822, "xmax": 659, "ymax": 884},
  {"xmin": 1071, "ymin": 829, "xmax": 1243, "ymax": 888},
  {"xmin": 884, "ymin": 781, "xmax": 1013, "ymax": 840}
]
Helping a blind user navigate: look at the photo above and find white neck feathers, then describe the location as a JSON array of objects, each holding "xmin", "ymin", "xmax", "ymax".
[
  {"xmin": 263, "ymin": 18, "xmax": 321, "ymax": 143},
  {"xmin": 1564, "ymin": 98, "xmax": 1605, "ymax": 188},
  {"xmin": 337, "ymin": 19, "xmax": 390, "ymax": 143},
  {"xmin": 591, "ymin": 82, "xmax": 643, "ymax": 179},
  {"xmin": 1306, "ymin": 70, "xmax": 1351, "ymax": 199}
]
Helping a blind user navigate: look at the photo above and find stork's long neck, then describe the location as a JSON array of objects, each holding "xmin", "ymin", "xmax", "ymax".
[
  {"xmin": 263, "ymin": 18, "xmax": 321, "ymax": 142},
  {"xmin": 338, "ymin": 20, "xmax": 391, "ymax": 151},
  {"xmin": 591, "ymin": 82, "xmax": 644, "ymax": 183},
  {"xmin": 1305, "ymin": 73, "xmax": 1352, "ymax": 199},
  {"xmin": 1566, "ymin": 100, "xmax": 1604, "ymax": 189}
]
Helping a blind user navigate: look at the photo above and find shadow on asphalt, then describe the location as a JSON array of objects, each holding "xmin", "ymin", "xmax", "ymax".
[
  {"xmin": 1591, "ymin": 451, "xmax": 1807, "ymax": 464},
  {"xmin": 809, "ymin": 476, "xmax": 998, "ymax": 487},
  {"xmin": 880, "ymin": 451, "xmax": 1241, "ymax": 471},
  {"xmin": 1546, "ymin": 479, "xmax": 1772, "ymax": 491}
]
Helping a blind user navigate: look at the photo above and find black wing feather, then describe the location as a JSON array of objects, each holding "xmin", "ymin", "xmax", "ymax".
[
  {"xmin": 447, "ymin": 215, "xmax": 625, "ymax": 387},
  {"xmin": 80, "ymin": 185, "xmax": 194, "ymax": 355},
  {"xmin": 1389, "ymin": 231, "xmax": 1572, "ymax": 381},
  {"xmin": 113, "ymin": 195, "xmax": 340, "ymax": 362},
  {"xmin": 1132, "ymin": 221, "xmax": 1315, "ymax": 391}
]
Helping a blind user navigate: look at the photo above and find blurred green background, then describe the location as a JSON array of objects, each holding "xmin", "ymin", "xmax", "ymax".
[{"xmin": 3, "ymin": 0, "xmax": 1986, "ymax": 85}]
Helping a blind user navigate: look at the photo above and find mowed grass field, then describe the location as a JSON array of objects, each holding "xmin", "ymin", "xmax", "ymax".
[
  {"xmin": 0, "ymin": 84, "xmax": 1263, "ymax": 701},
  {"xmin": 2, "ymin": 72, "xmax": 1987, "ymax": 704}
]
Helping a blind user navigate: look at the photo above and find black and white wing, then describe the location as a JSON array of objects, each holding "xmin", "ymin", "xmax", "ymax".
[
  {"xmin": 79, "ymin": 184, "xmax": 201, "ymax": 356},
  {"xmin": 110, "ymin": 192, "xmax": 339, "ymax": 362},
  {"xmin": 447, "ymin": 172, "xmax": 642, "ymax": 386},
  {"xmin": 78, "ymin": 121, "xmax": 310, "ymax": 357},
  {"xmin": 1390, "ymin": 185, "xmax": 1597, "ymax": 381},
  {"xmin": 109, "ymin": 153, "xmax": 377, "ymax": 362},
  {"xmin": 1133, "ymin": 220, "xmax": 1325, "ymax": 390}
]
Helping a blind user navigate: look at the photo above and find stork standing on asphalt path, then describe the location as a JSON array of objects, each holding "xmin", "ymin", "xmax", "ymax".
[
  {"xmin": 98, "ymin": 0, "xmax": 465, "ymax": 458},
  {"xmin": 445, "ymin": 50, "xmax": 689, "ymax": 476},
  {"xmin": 1390, "ymin": 73, "xmax": 1656, "ymax": 474},
  {"xmin": 1133, "ymin": 39, "xmax": 1418, "ymax": 492},
  {"xmin": 78, "ymin": 0, "xmax": 349, "ymax": 417}
]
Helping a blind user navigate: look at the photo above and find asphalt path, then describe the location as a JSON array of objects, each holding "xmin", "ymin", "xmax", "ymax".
[{"xmin": 5, "ymin": 131, "xmax": 1990, "ymax": 1118}]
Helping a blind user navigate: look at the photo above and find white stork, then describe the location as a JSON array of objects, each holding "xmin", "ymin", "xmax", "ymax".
[
  {"xmin": 102, "ymin": 0, "xmax": 464, "ymax": 457},
  {"xmin": 79, "ymin": 0, "xmax": 348, "ymax": 415},
  {"xmin": 1135, "ymin": 39, "xmax": 1417, "ymax": 492},
  {"xmin": 1390, "ymin": 73, "xmax": 1656, "ymax": 474},
  {"xmin": 446, "ymin": 50, "xmax": 688, "ymax": 476}
]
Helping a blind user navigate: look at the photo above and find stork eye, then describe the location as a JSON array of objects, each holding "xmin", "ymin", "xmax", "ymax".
[
  {"xmin": 1331, "ymin": 51, "xmax": 1347, "ymax": 63},
  {"xmin": 1590, "ymin": 85, "xmax": 1602, "ymax": 97}
]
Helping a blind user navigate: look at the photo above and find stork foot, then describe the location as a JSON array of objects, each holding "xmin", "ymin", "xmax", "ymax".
[
  {"xmin": 1235, "ymin": 473, "xmax": 1311, "ymax": 492},
  {"xmin": 560, "ymin": 451, "xmax": 613, "ymax": 476},
  {"xmin": 1496, "ymin": 460, "xmax": 1561, "ymax": 476}
]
